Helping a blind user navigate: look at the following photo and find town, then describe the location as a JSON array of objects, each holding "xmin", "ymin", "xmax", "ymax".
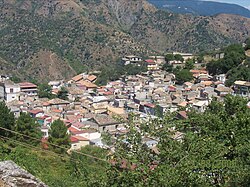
[{"xmin": 0, "ymin": 52, "xmax": 250, "ymax": 151}]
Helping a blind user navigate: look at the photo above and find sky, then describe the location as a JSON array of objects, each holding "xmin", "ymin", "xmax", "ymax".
[{"xmin": 202, "ymin": 0, "xmax": 250, "ymax": 9}]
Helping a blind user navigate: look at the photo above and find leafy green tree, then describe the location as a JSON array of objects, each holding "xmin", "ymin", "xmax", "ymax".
[
  {"xmin": 162, "ymin": 63, "xmax": 173, "ymax": 72},
  {"xmin": 14, "ymin": 113, "xmax": 42, "ymax": 146},
  {"xmin": 197, "ymin": 55, "xmax": 204, "ymax": 63},
  {"xmin": 225, "ymin": 58, "xmax": 250, "ymax": 86},
  {"xmin": 38, "ymin": 83, "xmax": 54, "ymax": 99},
  {"xmin": 48, "ymin": 119, "xmax": 70, "ymax": 154},
  {"xmin": 0, "ymin": 102, "xmax": 15, "ymax": 137},
  {"xmin": 174, "ymin": 54, "xmax": 184, "ymax": 62},
  {"xmin": 165, "ymin": 54, "xmax": 175, "ymax": 63},
  {"xmin": 57, "ymin": 87, "xmax": 68, "ymax": 100},
  {"xmin": 184, "ymin": 58, "xmax": 195, "ymax": 70},
  {"xmin": 107, "ymin": 96, "xmax": 250, "ymax": 186},
  {"xmin": 207, "ymin": 44, "xmax": 246, "ymax": 75},
  {"xmin": 175, "ymin": 69, "xmax": 193, "ymax": 84}
]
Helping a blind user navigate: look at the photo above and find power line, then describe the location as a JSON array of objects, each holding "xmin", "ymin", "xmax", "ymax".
[
  {"xmin": 0, "ymin": 134, "xmax": 107, "ymax": 178},
  {"xmin": 0, "ymin": 135, "xmax": 80, "ymax": 164},
  {"xmin": 0, "ymin": 126, "xmax": 109, "ymax": 163}
]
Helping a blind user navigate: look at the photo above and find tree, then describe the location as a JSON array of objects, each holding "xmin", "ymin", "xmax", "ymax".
[
  {"xmin": 0, "ymin": 102, "xmax": 15, "ymax": 137},
  {"xmin": 165, "ymin": 54, "xmax": 175, "ymax": 63},
  {"xmin": 14, "ymin": 113, "xmax": 42, "ymax": 146},
  {"xmin": 57, "ymin": 87, "xmax": 68, "ymax": 100},
  {"xmin": 197, "ymin": 55, "xmax": 204, "ymax": 63},
  {"xmin": 175, "ymin": 69, "xmax": 193, "ymax": 84},
  {"xmin": 48, "ymin": 119, "xmax": 70, "ymax": 154},
  {"xmin": 184, "ymin": 58, "xmax": 195, "ymax": 70},
  {"xmin": 207, "ymin": 44, "xmax": 246, "ymax": 75},
  {"xmin": 174, "ymin": 54, "xmax": 184, "ymax": 62},
  {"xmin": 38, "ymin": 83, "xmax": 54, "ymax": 99},
  {"xmin": 162, "ymin": 63, "xmax": 173, "ymax": 72},
  {"xmin": 107, "ymin": 96, "xmax": 250, "ymax": 186}
]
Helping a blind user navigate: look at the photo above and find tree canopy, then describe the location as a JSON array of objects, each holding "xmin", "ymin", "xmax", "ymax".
[
  {"xmin": 175, "ymin": 69, "xmax": 193, "ymax": 84},
  {"xmin": 14, "ymin": 113, "xmax": 42, "ymax": 146},
  {"xmin": 48, "ymin": 119, "xmax": 70, "ymax": 154},
  {"xmin": 207, "ymin": 44, "xmax": 246, "ymax": 75},
  {"xmin": 57, "ymin": 87, "xmax": 69, "ymax": 100},
  {"xmin": 0, "ymin": 102, "xmax": 15, "ymax": 137},
  {"xmin": 38, "ymin": 83, "xmax": 54, "ymax": 99},
  {"xmin": 107, "ymin": 95, "xmax": 250, "ymax": 186}
]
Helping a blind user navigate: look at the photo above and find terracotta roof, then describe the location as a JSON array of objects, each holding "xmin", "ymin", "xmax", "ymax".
[
  {"xmin": 70, "ymin": 136, "xmax": 79, "ymax": 143},
  {"xmin": 28, "ymin": 109, "xmax": 43, "ymax": 115},
  {"xmin": 72, "ymin": 136, "xmax": 89, "ymax": 141},
  {"xmin": 190, "ymin": 70, "xmax": 208, "ymax": 74},
  {"xmin": 145, "ymin": 59, "xmax": 156, "ymax": 64},
  {"xmin": 87, "ymin": 75, "xmax": 97, "ymax": 82},
  {"xmin": 77, "ymin": 80, "xmax": 97, "ymax": 88},
  {"xmin": 19, "ymin": 82, "xmax": 37, "ymax": 89},
  {"xmin": 178, "ymin": 111, "xmax": 188, "ymax": 119},
  {"xmin": 51, "ymin": 109, "xmax": 62, "ymax": 113},
  {"xmin": 215, "ymin": 86, "xmax": 233, "ymax": 92},
  {"xmin": 72, "ymin": 74, "xmax": 83, "ymax": 82},
  {"xmin": 48, "ymin": 98, "xmax": 70, "ymax": 105},
  {"xmin": 144, "ymin": 103, "xmax": 155, "ymax": 108},
  {"xmin": 201, "ymin": 81, "xmax": 213, "ymax": 86}
]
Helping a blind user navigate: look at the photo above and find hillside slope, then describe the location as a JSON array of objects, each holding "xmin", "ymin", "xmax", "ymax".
[{"xmin": 0, "ymin": 0, "xmax": 250, "ymax": 81}]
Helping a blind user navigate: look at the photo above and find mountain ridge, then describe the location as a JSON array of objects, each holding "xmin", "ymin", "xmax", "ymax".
[
  {"xmin": 148, "ymin": 0, "xmax": 250, "ymax": 18},
  {"xmin": 0, "ymin": 0, "xmax": 250, "ymax": 82}
]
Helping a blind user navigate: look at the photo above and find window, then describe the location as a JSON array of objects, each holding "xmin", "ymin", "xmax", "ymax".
[{"xmin": 10, "ymin": 88, "xmax": 13, "ymax": 93}]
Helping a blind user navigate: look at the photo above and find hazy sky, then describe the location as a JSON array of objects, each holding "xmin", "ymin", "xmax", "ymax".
[{"xmin": 203, "ymin": 0, "xmax": 250, "ymax": 9}]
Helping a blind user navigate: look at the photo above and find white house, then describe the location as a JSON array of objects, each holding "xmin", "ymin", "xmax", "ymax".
[{"xmin": 0, "ymin": 81, "xmax": 21, "ymax": 102}]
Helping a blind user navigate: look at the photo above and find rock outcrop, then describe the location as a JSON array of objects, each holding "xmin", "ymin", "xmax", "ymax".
[{"xmin": 0, "ymin": 161, "xmax": 48, "ymax": 187}]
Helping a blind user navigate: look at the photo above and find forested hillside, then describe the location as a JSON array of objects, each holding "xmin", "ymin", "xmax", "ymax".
[{"xmin": 0, "ymin": 0, "xmax": 250, "ymax": 82}]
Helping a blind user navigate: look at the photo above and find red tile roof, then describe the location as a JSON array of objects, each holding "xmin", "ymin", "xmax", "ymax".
[
  {"xmin": 145, "ymin": 59, "xmax": 156, "ymax": 64},
  {"xmin": 19, "ymin": 82, "xmax": 37, "ymax": 89},
  {"xmin": 144, "ymin": 103, "xmax": 155, "ymax": 108},
  {"xmin": 72, "ymin": 136, "xmax": 89, "ymax": 141},
  {"xmin": 70, "ymin": 136, "xmax": 79, "ymax": 143},
  {"xmin": 28, "ymin": 109, "xmax": 43, "ymax": 115}
]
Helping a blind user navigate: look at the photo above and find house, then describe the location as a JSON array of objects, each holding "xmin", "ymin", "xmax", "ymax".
[
  {"xmin": 215, "ymin": 74, "xmax": 226, "ymax": 83},
  {"xmin": 48, "ymin": 81, "xmax": 62, "ymax": 89},
  {"xmin": 190, "ymin": 69, "xmax": 208, "ymax": 79},
  {"xmin": 19, "ymin": 82, "xmax": 38, "ymax": 96},
  {"xmin": 41, "ymin": 126, "xmax": 49, "ymax": 138},
  {"xmin": 87, "ymin": 96, "xmax": 109, "ymax": 114},
  {"xmin": 122, "ymin": 55, "xmax": 142, "ymax": 65},
  {"xmin": 0, "ymin": 80, "xmax": 20, "ymax": 102},
  {"xmin": 92, "ymin": 114, "xmax": 123, "ymax": 133},
  {"xmin": 215, "ymin": 86, "xmax": 233, "ymax": 97},
  {"xmin": 233, "ymin": 81, "xmax": 250, "ymax": 97},
  {"xmin": 148, "ymin": 56, "xmax": 166, "ymax": 65},
  {"xmin": 77, "ymin": 80, "xmax": 98, "ymax": 91},
  {"xmin": 145, "ymin": 59, "xmax": 158, "ymax": 71},
  {"xmin": 67, "ymin": 87, "xmax": 83, "ymax": 101},
  {"xmin": 70, "ymin": 136, "xmax": 90, "ymax": 150},
  {"xmin": 87, "ymin": 75, "xmax": 97, "ymax": 83},
  {"xmin": 143, "ymin": 103, "xmax": 156, "ymax": 116},
  {"xmin": 28, "ymin": 109, "xmax": 44, "ymax": 118},
  {"xmin": 193, "ymin": 100, "xmax": 208, "ymax": 113},
  {"xmin": 45, "ymin": 98, "xmax": 70, "ymax": 110}
]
